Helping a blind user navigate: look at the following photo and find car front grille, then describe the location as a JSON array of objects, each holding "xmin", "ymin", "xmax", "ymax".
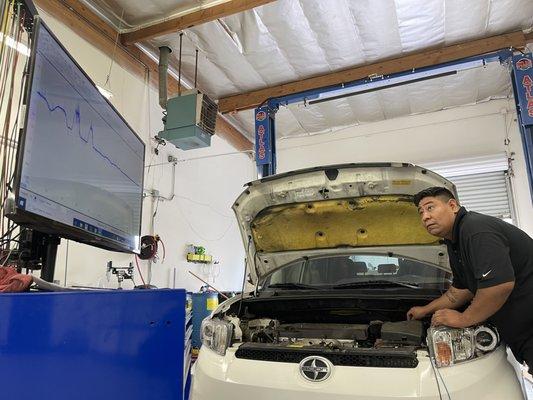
[{"xmin": 235, "ymin": 343, "xmax": 419, "ymax": 368}]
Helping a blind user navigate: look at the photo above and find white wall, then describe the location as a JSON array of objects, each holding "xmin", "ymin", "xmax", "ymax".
[
  {"xmin": 37, "ymin": 11, "xmax": 254, "ymax": 291},
  {"xmin": 276, "ymin": 99, "xmax": 533, "ymax": 236}
]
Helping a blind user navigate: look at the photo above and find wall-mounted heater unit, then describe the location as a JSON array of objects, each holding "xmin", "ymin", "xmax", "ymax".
[
  {"xmin": 157, "ymin": 43, "xmax": 218, "ymax": 150},
  {"xmin": 159, "ymin": 89, "xmax": 218, "ymax": 150}
]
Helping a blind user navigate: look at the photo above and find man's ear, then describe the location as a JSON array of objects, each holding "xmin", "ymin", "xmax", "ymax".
[{"xmin": 448, "ymin": 198, "xmax": 460, "ymax": 212}]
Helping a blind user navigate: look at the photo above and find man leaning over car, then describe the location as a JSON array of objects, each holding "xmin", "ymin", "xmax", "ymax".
[{"xmin": 406, "ymin": 186, "xmax": 533, "ymax": 375}]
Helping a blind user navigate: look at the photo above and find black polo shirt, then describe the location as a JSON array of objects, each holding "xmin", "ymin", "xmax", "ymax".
[{"xmin": 445, "ymin": 207, "xmax": 533, "ymax": 351}]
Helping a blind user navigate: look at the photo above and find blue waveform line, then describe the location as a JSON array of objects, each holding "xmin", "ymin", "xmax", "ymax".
[{"xmin": 36, "ymin": 91, "xmax": 140, "ymax": 187}]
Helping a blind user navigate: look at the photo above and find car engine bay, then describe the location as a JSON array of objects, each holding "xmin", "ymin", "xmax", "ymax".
[
  {"xmin": 220, "ymin": 295, "xmax": 433, "ymax": 358},
  {"xmin": 240, "ymin": 319, "xmax": 425, "ymax": 349}
]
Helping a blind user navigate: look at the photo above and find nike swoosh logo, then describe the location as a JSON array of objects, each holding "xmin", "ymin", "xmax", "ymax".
[{"xmin": 482, "ymin": 269, "xmax": 492, "ymax": 278}]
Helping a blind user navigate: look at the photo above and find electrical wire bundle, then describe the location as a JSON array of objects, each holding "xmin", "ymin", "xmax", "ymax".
[{"xmin": 0, "ymin": 1, "xmax": 31, "ymax": 268}]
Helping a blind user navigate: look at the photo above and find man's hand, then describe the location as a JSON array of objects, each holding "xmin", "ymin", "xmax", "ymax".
[
  {"xmin": 405, "ymin": 286, "xmax": 474, "ymax": 322},
  {"xmin": 431, "ymin": 309, "xmax": 469, "ymax": 328},
  {"xmin": 406, "ymin": 306, "xmax": 428, "ymax": 320}
]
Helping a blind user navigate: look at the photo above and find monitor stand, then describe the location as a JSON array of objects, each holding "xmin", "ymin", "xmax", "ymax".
[
  {"xmin": 40, "ymin": 233, "xmax": 60, "ymax": 282},
  {"xmin": 18, "ymin": 229, "xmax": 60, "ymax": 282}
]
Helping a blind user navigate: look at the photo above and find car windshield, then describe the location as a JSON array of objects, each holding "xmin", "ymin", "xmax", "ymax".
[{"xmin": 261, "ymin": 254, "xmax": 451, "ymax": 290}]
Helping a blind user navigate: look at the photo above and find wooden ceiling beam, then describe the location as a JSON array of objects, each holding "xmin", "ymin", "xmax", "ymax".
[
  {"xmin": 33, "ymin": 0, "xmax": 252, "ymax": 151},
  {"xmin": 120, "ymin": 0, "xmax": 276, "ymax": 45},
  {"xmin": 219, "ymin": 31, "xmax": 530, "ymax": 114},
  {"xmin": 34, "ymin": 0, "xmax": 148, "ymax": 77}
]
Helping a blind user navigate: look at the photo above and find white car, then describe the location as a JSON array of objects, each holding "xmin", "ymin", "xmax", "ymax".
[{"xmin": 191, "ymin": 163, "xmax": 526, "ymax": 399}]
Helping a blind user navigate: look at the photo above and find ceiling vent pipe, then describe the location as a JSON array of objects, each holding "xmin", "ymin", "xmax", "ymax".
[{"xmin": 158, "ymin": 46, "xmax": 172, "ymax": 109}]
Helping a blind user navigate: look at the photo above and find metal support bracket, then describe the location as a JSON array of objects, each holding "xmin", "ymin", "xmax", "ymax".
[{"xmin": 254, "ymin": 49, "xmax": 524, "ymax": 180}]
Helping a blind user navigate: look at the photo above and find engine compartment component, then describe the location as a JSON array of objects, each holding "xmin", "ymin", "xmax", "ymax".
[
  {"xmin": 240, "ymin": 318, "xmax": 425, "ymax": 350},
  {"xmin": 277, "ymin": 323, "xmax": 369, "ymax": 341},
  {"xmin": 381, "ymin": 321, "xmax": 424, "ymax": 345}
]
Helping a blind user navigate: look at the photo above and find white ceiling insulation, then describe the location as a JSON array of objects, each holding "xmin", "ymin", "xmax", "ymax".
[{"xmin": 86, "ymin": 0, "xmax": 533, "ymax": 140}]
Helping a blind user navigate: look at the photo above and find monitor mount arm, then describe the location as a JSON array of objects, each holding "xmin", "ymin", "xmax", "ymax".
[{"xmin": 18, "ymin": 229, "xmax": 60, "ymax": 282}]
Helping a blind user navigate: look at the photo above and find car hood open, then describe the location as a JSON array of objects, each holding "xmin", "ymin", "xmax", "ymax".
[{"xmin": 232, "ymin": 163, "xmax": 456, "ymax": 283}]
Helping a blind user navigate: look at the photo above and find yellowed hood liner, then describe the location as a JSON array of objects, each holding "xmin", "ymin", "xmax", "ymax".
[{"xmin": 251, "ymin": 195, "xmax": 439, "ymax": 253}]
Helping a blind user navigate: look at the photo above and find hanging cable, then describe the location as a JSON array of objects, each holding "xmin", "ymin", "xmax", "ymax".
[
  {"xmin": 0, "ymin": 3, "xmax": 26, "ymax": 240},
  {"xmin": 103, "ymin": 7, "xmax": 124, "ymax": 89},
  {"xmin": 0, "ymin": 8, "xmax": 18, "ymax": 229},
  {"xmin": 63, "ymin": 239, "xmax": 69, "ymax": 286},
  {"xmin": 430, "ymin": 356, "xmax": 445, "ymax": 400},
  {"xmin": 175, "ymin": 200, "xmax": 234, "ymax": 242},
  {"xmin": 194, "ymin": 48, "xmax": 198, "ymax": 88},
  {"xmin": 144, "ymin": 149, "xmax": 255, "ymax": 168},
  {"xmin": 0, "ymin": 230, "xmax": 21, "ymax": 247},
  {"xmin": 178, "ymin": 32, "xmax": 183, "ymax": 96},
  {"xmin": 159, "ymin": 237, "xmax": 166, "ymax": 263},
  {"xmin": 134, "ymin": 254, "xmax": 146, "ymax": 286},
  {"xmin": 0, "ymin": 247, "xmax": 14, "ymax": 266},
  {"xmin": 430, "ymin": 356, "xmax": 451, "ymax": 399}
]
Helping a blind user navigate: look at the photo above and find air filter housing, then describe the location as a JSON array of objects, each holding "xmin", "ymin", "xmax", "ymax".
[{"xmin": 159, "ymin": 89, "xmax": 218, "ymax": 150}]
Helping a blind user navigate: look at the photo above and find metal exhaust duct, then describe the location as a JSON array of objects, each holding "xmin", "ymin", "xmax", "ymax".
[{"xmin": 158, "ymin": 46, "xmax": 172, "ymax": 109}]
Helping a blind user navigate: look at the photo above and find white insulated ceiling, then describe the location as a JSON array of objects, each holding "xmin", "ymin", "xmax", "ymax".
[{"xmin": 86, "ymin": 0, "xmax": 533, "ymax": 140}]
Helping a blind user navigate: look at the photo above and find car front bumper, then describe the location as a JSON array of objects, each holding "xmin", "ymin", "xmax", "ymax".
[{"xmin": 191, "ymin": 345, "xmax": 524, "ymax": 400}]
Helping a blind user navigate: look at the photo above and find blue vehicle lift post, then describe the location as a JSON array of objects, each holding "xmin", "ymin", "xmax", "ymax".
[
  {"xmin": 254, "ymin": 49, "xmax": 533, "ymax": 203},
  {"xmin": 510, "ymin": 53, "xmax": 533, "ymax": 199}
]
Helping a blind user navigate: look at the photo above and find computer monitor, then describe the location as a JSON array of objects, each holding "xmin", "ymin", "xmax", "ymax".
[{"xmin": 9, "ymin": 17, "xmax": 144, "ymax": 254}]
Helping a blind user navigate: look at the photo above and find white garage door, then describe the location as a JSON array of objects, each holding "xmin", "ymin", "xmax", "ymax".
[
  {"xmin": 448, "ymin": 171, "xmax": 512, "ymax": 219},
  {"xmin": 422, "ymin": 154, "xmax": 515, "ymax": 221}
]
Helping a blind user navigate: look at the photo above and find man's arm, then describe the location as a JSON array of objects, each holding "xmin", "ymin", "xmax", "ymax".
[
  {"xmin": 432, "ymin": 281, "xmax": 514, "ymax": 327},
  {"xmin": 427, "ymin": 286, "xmax": 474, "ymax": 312},
  {"xmin": 407, "ymin": 286, "xmax": 473, "ymax": 320},
  {"xmin": 431, "ymin": 231, "xmax": 517, "ymax": 328}
]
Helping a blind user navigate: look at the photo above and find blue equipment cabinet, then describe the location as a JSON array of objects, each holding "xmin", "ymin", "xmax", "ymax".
[
  {"xmin": 184, "ymin": 292, "xmax": 193, "ymax": 399},
  {"xmin": 0, "ymin": 289, "xmax": 187, "ymax": 400}
]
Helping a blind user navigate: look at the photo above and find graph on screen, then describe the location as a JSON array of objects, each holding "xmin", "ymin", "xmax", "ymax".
[
  {"xmin": 17, "ymin": 23, "xmax": 144, "ymax": 251},
  {"xmin": 35, "ymin": 90, "xmax": 140, "ymax": 187}
]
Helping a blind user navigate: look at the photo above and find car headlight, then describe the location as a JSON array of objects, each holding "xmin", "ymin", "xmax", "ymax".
[
  {"xmin": 427, "ymin": 325, "xmax": 499, "ymax": 368},
  {"xmin": 201, "ymin": 318, "xmax": 233, "ymax": 356}
]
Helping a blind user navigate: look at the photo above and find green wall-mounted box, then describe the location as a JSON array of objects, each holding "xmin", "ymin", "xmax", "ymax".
[{"xmin": 158, "ymin": 91, "xmax": 217, "ymax": 150}]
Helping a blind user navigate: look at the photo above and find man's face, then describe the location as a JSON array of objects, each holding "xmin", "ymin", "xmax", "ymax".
[{"xmin": 417, "ymin": 196, "xmax": 460, "ymax": 239}]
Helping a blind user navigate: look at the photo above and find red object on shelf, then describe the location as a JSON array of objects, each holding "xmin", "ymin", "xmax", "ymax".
[{"xmin": 0, "ymin": 267, "xmax": 33, "ymax": 292}]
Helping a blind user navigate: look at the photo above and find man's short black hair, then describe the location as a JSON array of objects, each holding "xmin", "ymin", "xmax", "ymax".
[{"xmin": 413, "ymin": 186, "xmax": 457, "ymax": 206}]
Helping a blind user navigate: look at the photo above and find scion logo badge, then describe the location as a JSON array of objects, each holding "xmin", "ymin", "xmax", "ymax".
[{"xmin": 299, "ymin": 356, "xmax": 332, "ymax": 382}]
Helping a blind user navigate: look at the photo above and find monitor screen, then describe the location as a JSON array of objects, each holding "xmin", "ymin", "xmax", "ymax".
[{"xmin": 11, "ymin": 19, "xmax": 144, "ymax": 253}]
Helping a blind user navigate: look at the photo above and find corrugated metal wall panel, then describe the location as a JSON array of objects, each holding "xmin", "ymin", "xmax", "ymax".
[{"xmin": 449, "ymin": 171, "xmax": 511, "ymax": 218}]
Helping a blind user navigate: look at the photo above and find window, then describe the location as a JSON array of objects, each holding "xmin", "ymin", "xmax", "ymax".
[{"xmin": 262, "ymin": 255, "xmax": 451, "ymax": 290}]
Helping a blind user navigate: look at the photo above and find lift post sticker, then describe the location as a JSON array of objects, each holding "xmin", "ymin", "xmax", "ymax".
[
  {"xmin": 255, "ymin": 108, "xmax": 272, "ymax": 165},
  {"xmin": 512, "ymin": 54, "xmax": 533, "ymax": 125}
]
